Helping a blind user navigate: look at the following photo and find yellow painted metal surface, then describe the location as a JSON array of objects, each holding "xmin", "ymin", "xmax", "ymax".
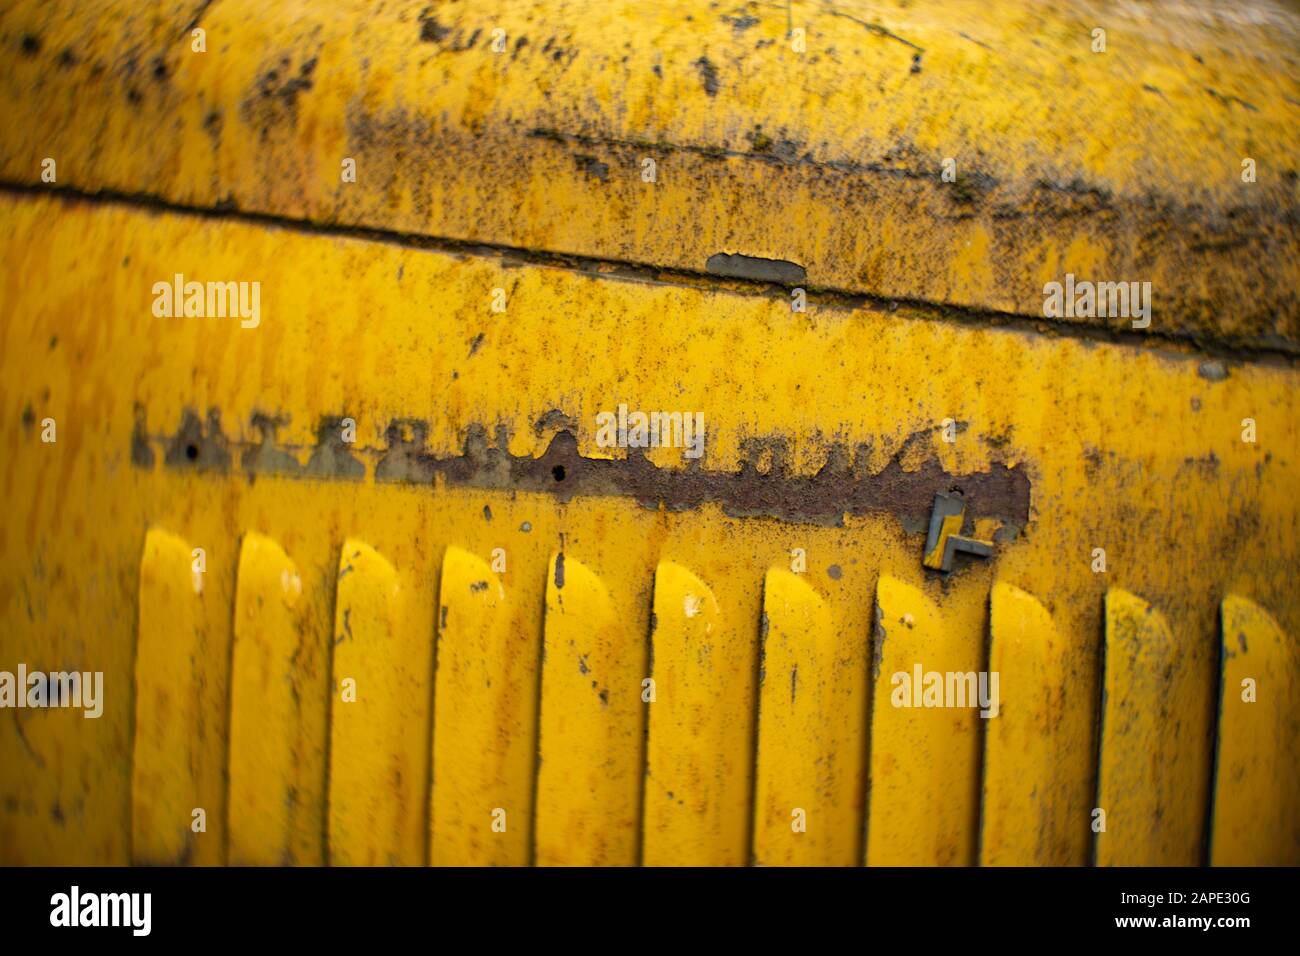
[
  {"xmin": 1096, "ymin": 588, "xmax": 1213, "ymax": 866},
  {"xmin": 753, "ymin": 568, "xmax": 867, "ymax": 866},
  {"xmin": 1210, "ymin": 595, "xmax": 1300, "ymax": 866},
  {"xmin": 327, "ymin": 539, "xmax": 431, "ymax": 866},
  {"xmin": 643, "ymin": 561, "xmax": 754, "ymax": 866},
  {"xmin": 430, "ymin": 546, "xmax": 536, "ymax": 866},
  {"xmin": 228, "ymin": 532, "xmax": 327, "ymax": 866},
  {"xmin": 865, "ymin": 575, "xmax": 983, "ymax": 865},
  {"xmin": 0, "ymin": 0, "xmax": 1298, "ymax": 869},
  {"xmin": 535, "ymin": 552, "xmax": 644, "ymax": 866},
  {"xmin": 980, "ymin": 582, "xmax": 1092, "ymax": 866},
  {"xmin": 1, "ymin": 0, "xmax": 1297, "ymax": 347},
  {"xmin": 132, "ymin": 527, "xmax": 226, "ymax": 865},
  {"xmin": 0, "ymin": 190, "xmax": 1296, "ymax": 866}
]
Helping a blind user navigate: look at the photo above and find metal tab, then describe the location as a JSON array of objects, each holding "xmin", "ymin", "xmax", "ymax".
[{"xmin": 923, "ymin": 493, "xmax": 993, "ymax": 572}]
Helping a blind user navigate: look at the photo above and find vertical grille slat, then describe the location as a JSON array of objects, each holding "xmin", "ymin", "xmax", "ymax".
[
  {"xmin": 326, "ymin": 539, "xmax": 430, "ymax": 866},
  {"xmin": 430, "ymin": 546, "xmax": 537, "ymax": 866},
  {"xmin": 642, "ymin": 561, "xmax": 753, "ymax": 866},
  {"xmin": 535, "ymin": 552, "xmax": 644, "ymax": 866},
  {"xmin": 132, "ymin": 527, "xmax": 225, "ymax": 865},
  {"xmin": 1210, "ymin": 595, "xmax": 1300, "ymax": 865},
  {"xmin": 228, "ymin": 532, "xmax": 327, "ymax": 866},
  {"xmin": 981, "ymin": 581, "xmax": 1093, "ymax": 865},
  {"xmin": 865, "ymin": 575, "xmax": 983, "ymax": 866},
  {"xmin": 1095, "ymin": 588, "xmax": 1211, "ymax": 866},
  {"xmin": 753, "ymin": 568, "xmax": 867, "ymax": 866}
]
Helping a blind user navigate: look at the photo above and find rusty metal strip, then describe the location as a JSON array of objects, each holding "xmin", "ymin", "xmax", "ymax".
[{"xmin": 133, "ymin": 408, "xmax": 1032, "ymax": 531}]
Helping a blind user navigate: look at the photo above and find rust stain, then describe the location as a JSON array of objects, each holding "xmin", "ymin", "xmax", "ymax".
[{"xmin": 135, "ymin": 409, "xmax": 1032, "ymax": 530}]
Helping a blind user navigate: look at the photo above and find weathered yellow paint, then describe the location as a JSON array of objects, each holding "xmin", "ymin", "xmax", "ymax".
[
  {"xmin": 1, "ymin": 0, "xmax": 1296, "ymax": 346},
  {"xmin": 866, "ymin": 575, "xmax": 983, "ymax": 865},
  {"xmin": 1096, "ymin": 588, "xmax": 1212, "ymax": 866},
  {"xmin": 227, "ymin": 532, "xmax": 327, "ymax": 866},
  {"xmin": 327, "ymin": 539, "xmax": 430, "ymax": 866},
  {"xmin": 753, "ymin": 568, "xmax": 866, "ymax": 866},
  {"xmin": 643, "ymin": 561, "xmax": 754, "ymax": 866},
  {"xmin": 981, "ymin": 581, "xmax": 1093, "ymax": 866},
  {"xmin": 430, "ymin": 546, "xmax": 536, "ymax": 866},
  {"xmin": 1211, "ymin": 595, "xmax": 1300, "ymax": 865},
  {"xmin": 0, "ymin": 182, "xmax": 1297, "ymax": 866},
  {"xmin": 535, "ymin": 552, "xmax": 644, "ymax": 866},
  {"xmin": 1, "ymin": 0, "xmax": 1299, "ymax": 870},
  {"xmin": 132, "ymin": 527, "xmax": 224, "ymax": 865}
]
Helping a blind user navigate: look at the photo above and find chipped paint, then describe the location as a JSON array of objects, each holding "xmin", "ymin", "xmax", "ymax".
[
  {"xmin": 137, "ymin": 410, "xmax": 1031, "ymax": 531},
  {"xmin": 0, "ymin": 0, "xmax": 1298, "ymax": 868},
  {"xmin": 2, "ymin": 0, "xmax": 1297, "ymax": 347}
]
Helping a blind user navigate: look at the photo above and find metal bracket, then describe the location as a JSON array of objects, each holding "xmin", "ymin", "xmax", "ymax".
[{"xmin": 923, "ymin": 492, "xmax": 994, "ymax": 572}]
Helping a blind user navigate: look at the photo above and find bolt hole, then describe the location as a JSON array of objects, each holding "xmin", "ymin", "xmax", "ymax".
[
  {"xmin": 185, "ymin": 443, "xmax": 199, "ymax": 461},
  {"xmin": 552, "ymin": 465, "xmax": 566, "ymax": 482}
]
